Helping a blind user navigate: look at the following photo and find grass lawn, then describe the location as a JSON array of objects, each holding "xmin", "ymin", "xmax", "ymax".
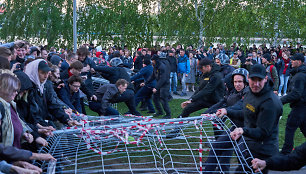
[{"xmin": 86, "ymin": 100, "xmax": 305, "ymax": 149}]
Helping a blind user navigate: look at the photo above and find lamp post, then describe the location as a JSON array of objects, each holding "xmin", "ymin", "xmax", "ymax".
[{"xmin": 73, "ymin": 0, "xmax": 77, "ymax": 53}]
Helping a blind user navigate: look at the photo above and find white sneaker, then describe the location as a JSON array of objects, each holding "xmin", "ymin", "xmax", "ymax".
[
  {"xmin": 283, "ymin": 93, "xmax": 287, "ymax": 96},
  {"xmin": 278, "ymin": 93, "xmax": 282, "ymax": 97}
]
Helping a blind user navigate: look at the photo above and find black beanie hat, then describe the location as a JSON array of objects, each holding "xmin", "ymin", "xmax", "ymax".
[
  {"xmin": 151, "ymin": 54, "xmax": 159, "ymax": 61},
  {"xmin": 263, "ymin": 53, "xmax": 271, "ymax": 62}
]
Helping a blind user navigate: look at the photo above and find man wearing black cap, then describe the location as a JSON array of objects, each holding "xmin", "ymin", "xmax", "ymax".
[
  {"xmin": 261, "ymin": 53, "xmax": 279, "ymax": 93},
  {"xmin": 224, "ymin": 64, "xmax": 283, "ymax": 173},
  {"xmin": 179, "ymin": 58, "xmax": 224, "ymax": 118},
  {"xmin": 280, "ymin": 53, "xmax": 306, "ymax": 155},
  {"xmin": 146, "ymin": 53, "xmax": 171, "ymax": 118}
]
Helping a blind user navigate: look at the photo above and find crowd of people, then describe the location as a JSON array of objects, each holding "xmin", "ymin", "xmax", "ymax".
[{"xmin": 0, "ymin": 40, "xmax": 305, "ymax": 173}]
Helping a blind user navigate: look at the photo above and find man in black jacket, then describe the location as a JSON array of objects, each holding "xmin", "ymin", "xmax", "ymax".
[
  {"xmin": 179, "ymin": 58, "xmax": 225, "ymax": 118},
  {"xmin": 280, "ymin": 53, "xmax": 306, "ymax": 155},
  {"xmin": 252, "ymin": 142, "xmax": 306, "ymax": 172},
  {"xmin": 94, "ymin": 58, "xmax": 141, "ymax": 116},
  {"xmin": 147, "ymin": 53, "xmax": 171, "ymax": 118},
  {"xmin": 89, "ymin": 79, "xmax": 128, "ymax": 116},
  {"xmin": 225, "ymin": 64, "xmax": 283, "ymax": 174}
]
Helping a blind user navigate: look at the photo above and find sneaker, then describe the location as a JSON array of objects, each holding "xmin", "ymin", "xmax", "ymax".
[
  {"xmin": 278, "ymin": 93, "xmax": 282, "ymax": 97},
  {"xmin": 180, "ymin": 92, "xmax": 187, "ymax": 96},
  {"xmin": 168, "ymin": 95, "xmax": 173, "ymax": 101},
  {"xmin": 140, "ymin": 108, "xmax": 148, "ymax": 111},
  {"xmin": 173, "ymin": 91, "xmax": 180, "ymax": 95},
  {"xmin": 133, "ymin": 111, "xmax": 142, "ymax": 116},
  {"xmin": 283, "ymin": 93, "xmax": 287, "ymax": 96},
  {"xmin": 153, "ymin": 113, "xmax": 163, "ymax": 117},
  {"xmin": 162, "ymin": 115, "xmax": 171, "ymax": 119}
]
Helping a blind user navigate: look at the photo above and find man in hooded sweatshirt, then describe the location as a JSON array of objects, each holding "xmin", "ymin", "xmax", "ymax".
[
  {"xmin": 146, "ymin": 52, "xmax": 171, "ymax": 118},
  {"xmin": 179, "ymin": 58, "xmax": 225, "ymax": 118},
  {"xmin": 24, "ymin": 59, "xmax": 78, "ymax": 129}
]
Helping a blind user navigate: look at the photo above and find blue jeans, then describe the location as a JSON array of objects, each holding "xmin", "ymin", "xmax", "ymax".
[
  {"xmin": 278, "ymin": 74, "xmax": 289, "ymax": 94},
  {"xmin": 135, "ymin": 86, "xmax": 155, "ymax": 112},
  {"xmin": 169, "ymin": 72, "xmax": 177, "ymax": 92},
  {"xmin": 181, "ymin": 73, "xmax": 187, "ymax": 93},
  {"xmin": 89, "ymin": 101, "xmax": 119, "ymax": 116}
]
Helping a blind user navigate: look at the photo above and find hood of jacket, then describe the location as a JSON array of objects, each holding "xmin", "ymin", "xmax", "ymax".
[
  {"xmin": 50, "ymin": 55, "xmax": 62, "ymax": 66},
  {"xmin": 14, "ymin": 71, "xmax": 33, "ymax": 92},
  {"xmin": 25, "ymin": 59, "xmax": 47, "ymax": 94},
  {"xmin": 290, "ymin": 64, "xmax": 306, "ymax": 76}
]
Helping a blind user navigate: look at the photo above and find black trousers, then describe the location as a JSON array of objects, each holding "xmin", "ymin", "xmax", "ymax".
[
  {"xmin": 204, "ymin": 127, "xmax": 235, "ymax": 174},
  {"xmin": 281, "ymin": 105, "xmax": 306, "ymax": 154},
  {"xmin": 113, "ymin": 88, "xmax": 141, "ymax": 116},
  {"xmin": 180, "ymin": 100, "xmax": 214, "ymax": 118},
  {"xmin": 153, "ymin": 87, "xmax": 171, "ymax": 116}
]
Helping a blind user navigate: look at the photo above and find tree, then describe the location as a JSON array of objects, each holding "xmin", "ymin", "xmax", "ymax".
[
  {"xmin": 0, "ymin": 0, "xmax": 304, "ymax": 48},
  {"xmin": 0, "ymin": 0, "xmax": 73, "ymax": 47}
]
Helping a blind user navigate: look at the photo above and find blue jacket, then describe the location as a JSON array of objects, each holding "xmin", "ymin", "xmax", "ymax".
[
  {"xmin": 131, "ymin": 65, "xmax": 156, "ymax": 88},
  {"xmin": 277, "ymin": 59, "xmax": 291, "ymax": 76},
  {"xmin": 177, "ymin": 54, "xmax": 190, "ymax": 74},
  {"xmin": 58, "ymin": 81, "xmax": 82, "ymax": 113}
]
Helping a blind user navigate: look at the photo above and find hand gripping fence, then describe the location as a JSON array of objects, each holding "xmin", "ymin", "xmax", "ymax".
[{"xmin": 34, "ymin": 113, "xmax": 262, "ymax": 174}]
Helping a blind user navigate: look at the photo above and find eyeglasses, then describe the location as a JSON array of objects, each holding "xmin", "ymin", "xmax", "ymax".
[{"xmin": 71, "ymin": 85, "xmax": 81, "ymax": 88}]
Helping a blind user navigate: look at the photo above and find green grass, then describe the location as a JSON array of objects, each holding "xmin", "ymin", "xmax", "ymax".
[{"xmin": 85, "ymin": 100, "xmax": 305, "ymax": 149}]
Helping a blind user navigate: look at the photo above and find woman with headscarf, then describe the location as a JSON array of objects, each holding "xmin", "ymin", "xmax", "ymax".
[{"xmin": 24, "ymin": 59, "xmax": 78, "ymax": 129}]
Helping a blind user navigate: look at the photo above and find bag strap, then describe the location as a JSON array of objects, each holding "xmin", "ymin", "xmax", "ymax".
[
  {"xmin": 0, "ymin": 102, "xmax": 5, "ymax": 141},
  {"xmin": 269, "ymin": 65, "xmax": 275, "ymax": 82},
  {"xmin": 0, "ymin": 102, "xmax": 5, "ymax": 121}
]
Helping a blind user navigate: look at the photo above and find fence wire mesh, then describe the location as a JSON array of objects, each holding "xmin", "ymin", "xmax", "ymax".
[{"xmin": 35, "ymin": 114, "xmax": 262, "ymax": 174}]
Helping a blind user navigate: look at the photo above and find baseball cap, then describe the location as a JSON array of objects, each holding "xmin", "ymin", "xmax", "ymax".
[
  {"xmin": 249, "ymin": 64, "xmax": 266, "ymax": 79},
  {"xmin": 38, "ymin": 61, "xmax": 52, "ymax": 72},
  {"xmin": 247, "ymin": 53, "xmax": 252, "ymax": 57},
  {"xmin": 291, "ymin": 53, "xmax": 304, "ymax": 62}
]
